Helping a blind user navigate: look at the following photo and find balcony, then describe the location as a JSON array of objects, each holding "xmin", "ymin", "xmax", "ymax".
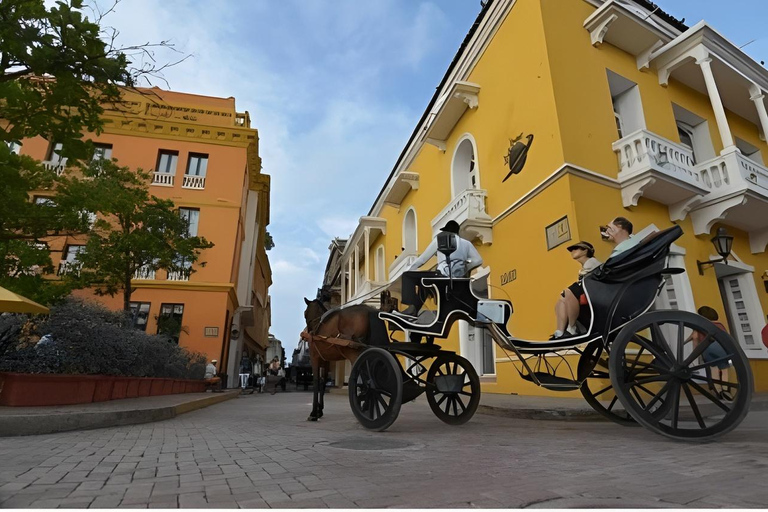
[
  {"xmin": 57, "ymin": 261, "xmax": 80, "ymax": 276},
  {"xmin": 133, "ymin": 266, "xmax": 156, "ymax": 280},
  {"xmin": 613, "ymin": 129, "xmax": 710, "ymax": 221},
  {"xmin": 689, "ymin": 150, "xmax": 768, "ymax": 253},
  {"xmin": 152, "ymin": 172, "xmax": 174, "ymax": 187},
  {"xmin": 431, "ymin": 188, "xmax": 492, "ymax": 244},
  {"xmin": 42, "ymin": 160, "xmax": 67, "ymax": 176},
  {"xmin": 182, "ymin": 175, "xmax": 206, "ymax": 190},
  {"xmin": 167, "ymin": 269, "xmax": 190, "ymax": 281},
  {"xmin": 388, "ymin": 252, "xmax": 418, "ymax": 284}
]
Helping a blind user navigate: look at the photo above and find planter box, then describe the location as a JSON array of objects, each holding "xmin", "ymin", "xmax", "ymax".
[
  {"xmin": 93, "ymin": 376, "xmax": 115, "ymax": 402},
  {"xmin": 137, "ymin": 379, "xmax": 152, "ymax": 397},
  {"xmin": 149, "ymin": 379, "xmax": 165, "ymax": 396},
  {"xmin": 0, "ymin": 373, "xmax": 205, "ymax": 407},
  {"xmin": 111, "ymin": 379, "xmax": 129, "ymax": 400},
  {"xmin": 126, "ymin": 379, "xmax": 140, "ymax": 399}
]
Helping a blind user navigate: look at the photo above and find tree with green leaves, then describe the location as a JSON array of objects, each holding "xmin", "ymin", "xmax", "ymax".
[
  {"xmin": 0, "ymin": 0, "xmax": 184, "ymax": 304},
  {"xmin": 58, "ymin": 158, "xmax": 214, "ymax": 312}
]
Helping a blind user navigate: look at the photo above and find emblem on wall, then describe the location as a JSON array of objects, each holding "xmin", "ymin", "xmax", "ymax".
[{"xmin": 503, "ymin": 133, "xmax": 534, "ymax": 182}]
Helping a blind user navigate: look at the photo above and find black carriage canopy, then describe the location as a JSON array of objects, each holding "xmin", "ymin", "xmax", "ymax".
[{"xmin": 583, "ymin": 225, "xmax": 683, "ymax": 336}]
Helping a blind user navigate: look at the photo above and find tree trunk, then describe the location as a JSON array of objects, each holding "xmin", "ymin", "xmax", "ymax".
[{"xmin": 123, "ymin": 265, "xmax": 132, "ymax": 312}]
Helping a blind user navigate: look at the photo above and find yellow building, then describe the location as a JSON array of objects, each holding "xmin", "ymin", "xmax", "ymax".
[
  {"xmin": 13, "ymin": 87, "xmax": 272, "ymax": 387},
  {"xmin": 330, "ymin": 0, "xmax": 768, "ymax": 395}
]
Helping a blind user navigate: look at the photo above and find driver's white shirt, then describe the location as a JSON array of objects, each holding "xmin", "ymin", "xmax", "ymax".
[{"xmin": 408, "ymin": 234, "xmax": 483, "ymax": 277}]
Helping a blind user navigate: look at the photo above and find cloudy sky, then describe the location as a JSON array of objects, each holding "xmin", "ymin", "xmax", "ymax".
[{"xmin": 97, "ymin": 0, "xmax": 768, "ymax": 353}]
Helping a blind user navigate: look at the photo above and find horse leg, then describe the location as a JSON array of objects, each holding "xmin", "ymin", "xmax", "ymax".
[
  {"xmin": 317, "ymin": 364, "xmax": 327, "ymax": 419},
  {"xmin": 308, "ymin": 358, "xmax": 321, "ymax": 422}
]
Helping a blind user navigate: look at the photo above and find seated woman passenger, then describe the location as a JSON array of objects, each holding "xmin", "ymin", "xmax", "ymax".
[
  {"xmin": 550, "ymin": 241, "xmax": 601, "ymax": 340},
  {"xmin": 550, "ymin": 217, "xmax": 634, "ymax": 340}
]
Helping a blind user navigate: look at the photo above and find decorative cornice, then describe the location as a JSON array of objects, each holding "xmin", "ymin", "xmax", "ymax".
[
  {"xmin": 102, "ymin": 115, "xmax": 257, "ymax": 149},
  {"xmin": 132, "ymin": 280, "xmax": 239, "ymax": 308}
]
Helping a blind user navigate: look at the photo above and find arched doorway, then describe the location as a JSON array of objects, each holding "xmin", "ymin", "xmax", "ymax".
[{"xmin": 452, "ymin": 136, "xmax": 479, "ymax": 198}]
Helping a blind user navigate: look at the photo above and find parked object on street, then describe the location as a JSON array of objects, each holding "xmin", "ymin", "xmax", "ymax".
[{"xmin": 302, "ymin": 226, "xmax": 753, "ymax": 441}]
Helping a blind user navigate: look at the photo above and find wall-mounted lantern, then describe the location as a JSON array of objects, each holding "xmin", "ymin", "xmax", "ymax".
[
  {"xmin": 502, "ymin": 133, "xmax": 534, "ymax": 182},
  {"xmin": 697, "ymin": 227, "xmax": 734, "ymax": 275}
]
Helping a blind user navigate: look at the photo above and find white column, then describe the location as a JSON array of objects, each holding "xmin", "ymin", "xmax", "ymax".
[
  {"xmin": 749, "ymin": 84, "xmax": 768, "ymax": 142},
  {"xmin": 363, "ymin": 228, "xmax": 370, "ymax": 283},
  {"xmin": 696, "ymin": 56, "xmax": 736, "ymax": 154},
  {"xmin": 340, "ymin": 259, "xmax": 346, "ymax": 304},
  {"xmin": 353, "ymin": 246, "xmax": 359, "ymax": 296}
]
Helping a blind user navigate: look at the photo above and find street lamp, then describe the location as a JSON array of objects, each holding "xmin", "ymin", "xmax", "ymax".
[{"xmin": 697, "ymin": 227, "xmax": 734, "ymax": 275}]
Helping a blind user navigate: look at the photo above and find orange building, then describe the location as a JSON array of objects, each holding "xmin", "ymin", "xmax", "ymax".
[{"xmin": 14, "ymin": 87, "xmax": 272, "ymax": 387}]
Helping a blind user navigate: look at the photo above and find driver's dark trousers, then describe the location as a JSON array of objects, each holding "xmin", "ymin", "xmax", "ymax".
[{"xmin": 401, "ymin": 271, "xmax": 442, "ymax": 312}]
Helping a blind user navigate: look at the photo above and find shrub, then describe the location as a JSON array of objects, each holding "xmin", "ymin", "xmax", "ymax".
[{"xmin": 0, "ymin": 298, "xmax": 206, "ymax": 379}]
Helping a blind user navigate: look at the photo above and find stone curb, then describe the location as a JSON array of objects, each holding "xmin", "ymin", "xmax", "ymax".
[{"xmin": 0, "ymin": 390, "xmax": 239, "ymax": 437}]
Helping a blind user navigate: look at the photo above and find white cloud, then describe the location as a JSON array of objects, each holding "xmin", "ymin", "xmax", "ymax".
[{"xmin": 91, "ymin": 0, "xmax": 457, "ymax": 352}]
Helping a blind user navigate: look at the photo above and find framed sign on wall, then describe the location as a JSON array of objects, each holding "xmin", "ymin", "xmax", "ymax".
[{"xmin": 545, "ymin": 216, "xmax": 571, "ymax": 250}]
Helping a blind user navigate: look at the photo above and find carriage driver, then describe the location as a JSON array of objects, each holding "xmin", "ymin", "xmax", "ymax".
[{"xmin": 398, "ymin": 220, "xmax": 483, "ymax": 317}]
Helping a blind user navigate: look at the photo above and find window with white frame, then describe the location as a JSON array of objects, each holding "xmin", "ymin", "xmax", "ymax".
[
  {"xmin": 129, "ymin": 302, "xmax": 151, "ymax": 331},
  {"xmin": 672, "ymin": 104, "xmax": 715, "ymax": 165},
  {"xmin": 186, "ymin": 153, "xmax": 208, "ymax": 176},
  {"xmin": 47, "ymin": 142, "xmax": 65, "ymax": 164},
  {"xmin": 375, "ymin": 245, "xmax": 385, "ymax": 282},
  {"xmin": 34, "ymin": 196, "xmax": 54, "ymax": 206},
  {"xmin": 178, "ymin": 207, "xmax": 200, "ymax": 237},
  {"xmin": 735, "ymin": 137, "xmax": 764, "ymax": 165},
  {"xmin": 451, "ymin": 136, "xmax": 478, "ymax": 197},
  {"xmin": 606, "ymin": 69, "xmax": 645, "ymax": 139},
  {"xmin": 92, "ymin": 143, "xmax": 113, "ymax": 162},
  {"xmin": 59, "ymin": 245, "xmax": 84, "ymax": 275},
  {"xmin": 156, "ymin": 150, "xmax": 179, "ymax": 174},
  {"xmin": 403, "ymin": 208, "xmax": 417, "ymax": 254}
]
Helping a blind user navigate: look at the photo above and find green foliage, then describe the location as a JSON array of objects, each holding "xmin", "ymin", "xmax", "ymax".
[
  {"xmin": 57, "ymin": 159, "xmax": 214, "ymax": 310},
  {"xmin": 0, "ymin": 298, "xmax": 207, "ymax": 379},
  {"xmin": 264, "ymin": 230, "xmax": 275, "ymax": 251},
  {"xmin": 0, "ymin": 0, "xmax": 181, "ymax": 304}
]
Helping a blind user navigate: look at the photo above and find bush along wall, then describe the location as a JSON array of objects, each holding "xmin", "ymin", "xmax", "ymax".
[{"xmin": 0, "ymin": 298, "xmax": 206, "ymax": 379}]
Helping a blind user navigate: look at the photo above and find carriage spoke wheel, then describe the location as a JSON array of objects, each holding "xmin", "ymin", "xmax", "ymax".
[
  {"xmin": 610, "ymin": 310, "xmax": 753, "ymax": 441},
  {"xmin": 348, "ymin": 348, "xmax": 403, "ymax": 431},
  {"xmin": 426, "ymin": 353, "xmax": 481, "ymax": 425},
  {"xmin": 578, "ymin": 341, "xmax": 636, "ymax": 426}
]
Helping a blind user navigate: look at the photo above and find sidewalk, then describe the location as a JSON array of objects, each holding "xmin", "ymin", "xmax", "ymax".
[{"xmin": 0, "ymin": 390, "xmax": 239, "ymax": 437}]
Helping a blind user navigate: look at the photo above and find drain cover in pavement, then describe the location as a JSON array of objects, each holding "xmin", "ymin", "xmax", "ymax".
[{"xmin": 326, "ymin": 438, "xmax": 414, "ymax": 451}]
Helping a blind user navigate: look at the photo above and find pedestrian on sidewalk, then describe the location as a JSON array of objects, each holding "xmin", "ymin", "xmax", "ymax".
[{"xmin": 689, "ymin": 306, "xmax": 733, "ymax": 401}]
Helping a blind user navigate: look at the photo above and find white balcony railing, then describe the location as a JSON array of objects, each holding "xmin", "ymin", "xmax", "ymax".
[
  {"xmin": 697, "ymin": 151, "xmax": 768, "ymax": 196},
  {"xmin": 430, "ymin": 188, "xmax": 493, "ymax": 244},
  {"xmin": 690, "ymin": 150, "xmax": 768, "ymax": 248},
  {"xmin": 152, "ymin": 172, "xmax": 174, "ymax": 187},
  {"xmin": 612, "ymin": 129, "xmax": 709, "ymax": 221},
  {"xmin": 42, "ymin": 160, "xmax": 67, "ymax": 176},
  {"xmin": 182, "ymin": 175, "xmax": 206, "ymax": 189},
  {"xmin": 388, "ymin": 252, "xmax": 418, "ymax": 283},
  {"xmin": 57, "ymin": 260, "xmax": 80, "ymax": 276},
  {"xmin": 133, "ymin": 266, "xmax": 156, "ymax": 280},
  {"xmin": 167, "ymin": 269, "xmax": 190, "ymax": 281}
]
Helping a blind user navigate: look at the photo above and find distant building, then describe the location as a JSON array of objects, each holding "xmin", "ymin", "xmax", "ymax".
[{"xmin": 12, "ymin": 86, "xmax": 272, "ymax": 388}]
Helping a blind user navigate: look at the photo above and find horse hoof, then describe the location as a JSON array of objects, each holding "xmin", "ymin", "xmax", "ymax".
[{"xmin": 307, "ymin": 416, "xmax": 318, "ymax": 422}]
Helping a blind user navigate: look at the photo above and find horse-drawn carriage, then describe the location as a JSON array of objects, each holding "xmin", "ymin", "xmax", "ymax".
[{"xmin": 302, "ymin": 226, "xmax": 753, "ymax": 441}]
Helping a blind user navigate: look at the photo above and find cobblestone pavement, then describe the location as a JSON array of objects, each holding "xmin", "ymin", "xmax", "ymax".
[{"xmin": 0, "ymin": 391, "xmax": 766, "ymax": 509}]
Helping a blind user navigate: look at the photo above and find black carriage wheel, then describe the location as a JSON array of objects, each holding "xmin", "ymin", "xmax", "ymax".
[
  {"xmin": 426, "ymin": 353, "xmax": 481, "ymax": 425},
  {"xmin": 609, "ymin": 310, "xmax": 753, "ymax": 441},
  {"xmin": 578, "ymin": 341, "xmax": 637, "ymax": 426},
  {"xmin": 348, "ymin": 348, "xmax": 403, "ymax": 431},
  {"xmin": 579, "ymin": 340, "xmax": 675, "ymax": 426}
]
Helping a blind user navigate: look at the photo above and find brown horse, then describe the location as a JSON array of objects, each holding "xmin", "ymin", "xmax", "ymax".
[{"xmin": 302, "ymin": 297, "xmax": 388, "ymax": 421}]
